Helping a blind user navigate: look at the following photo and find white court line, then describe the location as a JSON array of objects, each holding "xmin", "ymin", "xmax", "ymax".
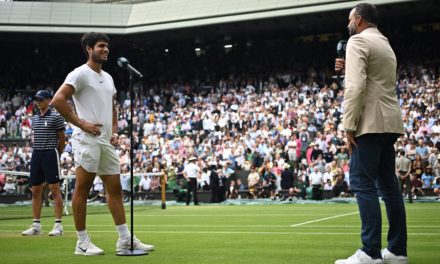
[
  {"xmin": 91, "ymin": 214, "xmax": 339, "ymax": 217},
  {"xmin": 0, "ymin": 230, "xmax": 439, "ymax": 236},
  {"xmin": 290, "ymin": 211, "xmax": 359, "ymax": 227},
  {"xmin": 2, "ymin": 224, "xmax": 440, "ymax": 228}
]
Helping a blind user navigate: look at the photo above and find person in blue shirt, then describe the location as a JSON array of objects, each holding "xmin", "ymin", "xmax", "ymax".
[{"xmin": 421, "ymin": 166, "xmax": 435, "ymax": 188}]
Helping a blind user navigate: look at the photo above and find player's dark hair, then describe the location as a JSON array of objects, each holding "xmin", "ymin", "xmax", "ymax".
[
  {"xmin": 354, "ymin": 3, "xmax": 379, "ymax": 26},
  {"xmin": 80, "ymin": 32, "xmax": 110, "ymax": 58}
]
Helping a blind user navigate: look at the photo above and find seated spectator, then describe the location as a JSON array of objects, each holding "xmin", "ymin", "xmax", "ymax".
[
  {"xmin": 236, "ymin": 178, "xmax": 247, "ymax": 192},
  {"xmin": 247, "ymin": 165, "xmax": 260, "ymax": 199},
  {"xmin": 421, "ymin": 166, "xmax": 435, "ymax": 188},
  {"xmin": 411, "ymin": 154, "xmax": 425, "ymax": 179},
  {"xmin": 0, "ymin": 172, "xmax": 6, "ymax": 193},
  {"xmin": 199, "ymin": 167, "xmax": 210, "ymax": 191},
  {"xmin": 90, "ymin": 176, "xmax": 105, "ymax": 202},
  {"xmin": 332, "ymin": 170, "xmax": 349, "ymax": 197},
  {"xmin": 3, "ymin": 177, "xmax": 16, "ymax": 194},
  {"xmin": 324, "ymin": 179, "xmax": 333, "ymax": 191},
  {"xmin": 433, "ymin": 176, "xmax": 440, "ymax": 200},
  {"xmin": 139, "ymin": 175, "xmax": 151, "ymax": 192},
  {"xmin": 150, "ymin": 176, "xmax": 161, "ymax": 192},
  {"xmin": 281, "ymin": 187, "xmax": 300, "ymax": 201},
  {"xmin": 410, "ymin": 174, "xmax": 424, "ymax": 199},
  {"xmin": 226, "ymin": 180, "xmax": 238, "ymax": 199}
]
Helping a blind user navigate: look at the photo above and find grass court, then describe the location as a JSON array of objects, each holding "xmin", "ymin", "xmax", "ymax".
[{"xmin": 0, "ymin": 201, "xmax": 438, "ymax": 264}]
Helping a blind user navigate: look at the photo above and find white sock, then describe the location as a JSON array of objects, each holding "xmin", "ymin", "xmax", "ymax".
[
  {"xmin": 55, "ymin": 219, "xmax": 62, "ymax": 226},
  {"xmin": 116, "ymin": 223, "xmax": 130, "ymax": 241},
  {"xmin": 76, "ymin": 230, "xmax": 88, "ymax": 243},
  {"xmin": 33, "ymin": 219, "xmax": 41, "ymax": 228}
]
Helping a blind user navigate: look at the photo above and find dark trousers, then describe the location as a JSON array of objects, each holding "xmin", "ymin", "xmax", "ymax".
[
  {"xmin": 350, "ymin": 133, "xmax": 407, "ymax": 258},
  {"xmin": 398, "ymin": 173, "xmax": 412, "ymax": 203},
  {"xmin": 312, "ymin": 184, "xmax": 323, "ymax": 200},
  {"xmin": 210, "ymin": 186, "xmax": 219, "ymax": 203},
  {"xmin": 186, "ymin": 178, "xmax": 199, "ymax": 205}
]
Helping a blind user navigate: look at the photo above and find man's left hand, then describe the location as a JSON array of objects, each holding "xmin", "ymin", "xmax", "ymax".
[{"xmin": 346, "ymin": 131, "xmax": 358, "ymax": 155}]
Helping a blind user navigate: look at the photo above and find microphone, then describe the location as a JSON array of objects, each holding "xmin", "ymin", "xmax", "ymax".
[
  {"xmin": 335, "ymin": 40, "xmax": 347, "ymax": 85},
  {"xmin": 117, "ymin": 57, "xmax": 143, "ymax": 78},
  {"xmin": 336, "ymin": 40, "xmax": 347, "ymax": 59}
]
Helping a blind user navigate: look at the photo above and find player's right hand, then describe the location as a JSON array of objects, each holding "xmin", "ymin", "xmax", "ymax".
[{"xmin": 80, "ymin": 119, "xmax": 102, "ymax": 136}]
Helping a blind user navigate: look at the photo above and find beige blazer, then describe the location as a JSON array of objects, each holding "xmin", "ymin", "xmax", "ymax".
[{"xmin": 343, "ymin": 27, "xmax": 404, "ymax": 137}]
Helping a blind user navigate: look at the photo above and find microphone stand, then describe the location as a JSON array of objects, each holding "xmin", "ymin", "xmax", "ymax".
[{"xmin": 116, "ymin": 70, "xmax": 148, "ymax": 257}]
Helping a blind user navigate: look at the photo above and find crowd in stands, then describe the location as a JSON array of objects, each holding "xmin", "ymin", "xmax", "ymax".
[{"xmin": 1, "ymin": 29, "xmax": 440, "ymax": 201}]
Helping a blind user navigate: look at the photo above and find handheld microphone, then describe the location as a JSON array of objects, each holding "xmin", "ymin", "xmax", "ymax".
[
  {"xmin": 336, "ymin": 40, "xmax": 347, "ymax": 59},
  {"xmin": 117, "ymin": 57, "xmax": 143, "ymax": 79},
  {"xmin": 335, "ymin": 40, "xmax": 347, "ymax": 85}
]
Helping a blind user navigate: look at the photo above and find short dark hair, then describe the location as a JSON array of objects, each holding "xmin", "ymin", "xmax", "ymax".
[
  {"xmin": 80, "ymin": 32, "xmax": 110, "ymax": 58},
  {"xmin": 354, "ymin": 3, "xmax": 379, "ymax": 26}
]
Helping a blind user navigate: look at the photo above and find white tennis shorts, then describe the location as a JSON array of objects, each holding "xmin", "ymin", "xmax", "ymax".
[{"xmin": 73, "ymin": 140, "xmax": 120, "ymax": 175}]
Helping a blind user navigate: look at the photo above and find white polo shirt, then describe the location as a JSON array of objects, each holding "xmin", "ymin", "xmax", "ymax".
[{"xmin": 184, "ymin": 162, "xmax": 200, "ymax": 179}]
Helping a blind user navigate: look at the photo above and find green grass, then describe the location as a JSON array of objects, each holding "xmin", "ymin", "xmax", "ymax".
[{"xmin": 0, "ymin": 202, "xmax": 439, "ymax": 264}]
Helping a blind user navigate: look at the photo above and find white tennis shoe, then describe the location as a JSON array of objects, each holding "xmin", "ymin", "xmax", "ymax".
[
  {"xmin": 74, "ymin": 238, "xmax": 104, "ymax": 256},
  {"xmin": 335, "ymin": 249, "xmax": 383, "ymax": 264},
  {"xmin": 48, "ymin": 224, "xmax": 63, "ymax": 236},
  {"xmin": 381, "ymin": 248, "xmax": 408, "ymax": 264},
  {"xmin": 22, "ymin": 224, "xmax": 42, "ymax": 236},
  {"xmin": 116, "ymin": 236, "xmax": 154, "ymax": 253}
]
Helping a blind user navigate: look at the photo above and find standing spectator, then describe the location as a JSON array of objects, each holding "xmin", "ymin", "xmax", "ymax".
[
  {"xmin": 396, "ymin": 150, "xmax": 412, "ymax": 203},
  {"xmin": 183, "ymin": 156, "xmax": 200, "ymax": 205},
  {"xmin": 334, "ymin": 3, "xmax": 408, "ymax": 263},
  {"xmin": 7, "ymin": 115, "xmax": 19, "ymax": 138},
  {"xmin": 22, "ymin": 90, "xmax": 65, "ymax": 237},
  {"xmin": 209, "ymin": 164, "xmax": 220, "ymax": 203}
]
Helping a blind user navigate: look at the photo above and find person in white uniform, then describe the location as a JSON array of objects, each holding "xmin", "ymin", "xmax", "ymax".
[
  {"xmin": 183, "ymin": 157, "xmax": 200, "ymax": 205},
  {"xmin": 52, "ymin": 32, "xmax": 153, "ymax": 256}
]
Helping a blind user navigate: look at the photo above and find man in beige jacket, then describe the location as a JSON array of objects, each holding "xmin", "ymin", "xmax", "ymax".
[{"xmin": 334, "ymin": 3, "xmax": 408, "ymax": 264}]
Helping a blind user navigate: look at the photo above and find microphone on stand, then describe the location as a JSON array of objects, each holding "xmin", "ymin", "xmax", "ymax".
[{"xmin": 117, "ymin": 57, "xmax": 143, "ymax": 79}]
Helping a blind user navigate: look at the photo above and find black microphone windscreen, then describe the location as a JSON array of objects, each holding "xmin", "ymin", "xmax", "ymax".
[
  {"xmin": 337, "ymin": 40, "xmax": 347, "ymax": 58},
  {"xmin": 117, "ymin": 57, "xmax": 129, "ymax": 68}
]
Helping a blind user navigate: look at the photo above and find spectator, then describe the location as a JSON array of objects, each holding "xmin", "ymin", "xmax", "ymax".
[
  {"xmin": 226, "ymin": 180, "xmax": 238, "ymax": 199},
  {"xmin": 7, "ymin": 115, "xmax": 19, "ymax": 138},
  {"xmin": 396, "ymin": 150, "xmax": 413, "ymax": 202},
  {"xmin": 410, "ymin": 174, "xmax": 424, "ymax": 199},
  {"xmin": 332, "ymin": 170, "xmax": 349, "ymax": 197},
  {"xmin": 3, "ymin": 177, "xmax": 16, "ymax": 194},
  {"xmin": 247, "ymin": 165, "xmax": 260, "ymax": 199},
  {"xmin": 183, "ymin": 157, "xmax": 200, "ymax": 206},
  {"xmin": 309, "ymin": 166, "xmax": 323, "ymax": 200},
  {"xmin": 138, "ymin": 175, "xmax": 151, "ymax": 193},
  {"xmin": 421, "ymin": 166, "xmax": 435, "ymax": 189},
  {"xmin": 433, "ymin": 176, "xmax": 440, "ymax": 199},
  {"xmin": 411, "ymin": 154, "xmax": 425, "ymax": 179}
]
